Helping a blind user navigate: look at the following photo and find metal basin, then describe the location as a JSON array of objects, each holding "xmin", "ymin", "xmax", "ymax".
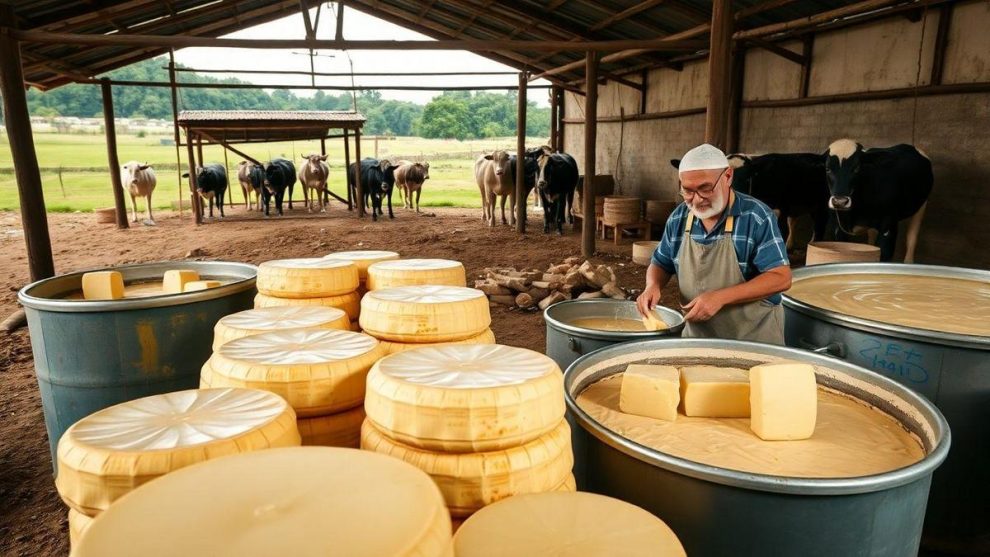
[
  {"xmin": 782, "ymin": 263, "xmax": 989, "ymax": 555},
  {"xmin": 565, "ymin": 339, "xmax": 949, "ymax": 557},
  {"xmin": 18, "ymin": 261, "xmax": 257, "ymax": 472}
]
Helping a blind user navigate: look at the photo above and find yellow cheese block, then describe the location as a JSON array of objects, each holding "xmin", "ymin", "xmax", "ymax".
[
  {"xmin": 213, "ymin": 306, "xmax": 350, "ymax": 351},
  {"xmin": 378, "ymin": 329, "xmax": 496, "ymax": 355},
  {"xmin": 56, "ymin": 388, "xmax": 300, "ymax": 516},
  {"xmin": 162, "ymin": 269, "xmax": 199, "ymax": 294},
  {"xmin": 184, "ymin": 280, "xmax": 222, "ymax": 292},
  {"xmin": 679, "ymin": 366, "xmax": 750, "ymax": 418},
  {"xmin": 68, "ymin": 509, "xmax": 93, "ymax": 548},
  {"xmin": 81, "ymin": 271, "xmax": 124, "ymax": 300},
  {"xmin": 257, "ymin": 258, "xmax": 359, "ymax": 298},
  {"xmin": 619, "ymin": 365, "xmax": 680, "ymax": 421},
  {"xmin": 366, "ymin": 259, "xmax": 467, "ymax": 290},
  {"xmin": 72, "ymin": 447, "xmax": 453, "ymax": 557},
  {"xmin": 360, "ymin": 286, "xmax": 491, "ymax": 343},
  {"xmin": 298, "ymin": 406, "xmax": 365, "ymax": 448},
  {"xmin": 360, "ymin": 419, "xmax": 573, "ymax": 517},
  {"xmin": 453, "ymin": 492, "xmax": 686, "ymax": 557},
  {"xmin": 750, "ymin": 362, "xmax": 818, "ymax": 441},
  {"xmin": 202, "ymin": 329, "xmax": 384, "ymax": 417},
  {"xmin": 323, "ymin": 250, "xmax": 400, "ymax": 282},
  {"xmin": 254, "ymin": 291, "xmax": 361, "ymax": 320},
  {"xmin": 365, "ymin": 344, "xmax": 563, "ymax": 452}
]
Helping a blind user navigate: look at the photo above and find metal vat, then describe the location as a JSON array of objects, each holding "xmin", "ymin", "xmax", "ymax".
[
  {"xmin": 565, "ymin": 339, "xmax": 950, "ymax": 557},
  {"xmin": 18, "ymin": 261, "xmax": 257, "ymax": 471},
  {"xmin": 782, "ymin": 263, "xmax": 989, "ymax": 555}
]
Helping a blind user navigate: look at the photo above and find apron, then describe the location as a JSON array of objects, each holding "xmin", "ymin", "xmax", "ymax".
[{"xmin": 676, "ymin": 192, "xmax": 785, "ymax": 345}]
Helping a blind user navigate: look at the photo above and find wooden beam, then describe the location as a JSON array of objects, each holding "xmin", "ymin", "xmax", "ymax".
[
  {"xmin": 744, "ymin": 37, "xmax": 806, "ymax": 65},
  {"xmin": 343, "ymin": 129, "xmax": 352, "ymax": 210},
  {"xmin": 582, "ymin": 51, "xmax": 599, "ymax": 258},
  {"xmin": 743, "ymin": 81, "xmax": 990, "ymax": 108},
  {"xmin": 726, "ymin": 47, "xmax": 746, "ymax": 154},
  {"xmin": 168, "ymin": 50, "xmax": 183, "ymax": 216},
  {"xmin": 70, "ymin": 78, "xmax": 551, "ymax": 91},
  {"xmin": 516, "ymin": 72, "xmax": 528, "ymax": 233},
  {"xmin": 734, "ymin": 0, "xmax": 919, "ymax": 39},
  {"xmin": 705, "ymin": 0, "xmax": 733, "ymax": 150},
  {"xmin": 169, "ymin": 67, "xmax": 520, "ymax": 76},
  {"xmin": 562, "ymin": 106, "xmax": 707, "ymax": 124},
  {"xmin": 0, "ymin": 5, "xmax": 55, "ymax": 281},
  {"xmin": 354, "ymin": 128, "xmax": 365, "ymax": 217},
  {"xmin": 335, "ymin": 1, "xmax": 345, "ymax": 40},
  {"xmin": 557, "ymin": 87, "xmax": 566, "ymax": 151},
  {"xmin": 550, "ymin": 85, "xmax": 559, "ymax": 152},
  {"xmin": 640, "ymin": 69, "xmax": 649, "ymax": 114},
  {"xmin": 589, "ymin": 0, "xmax": 666, "ymax": 31},
  {"xmin": 100, "ymin": 79, "xmax": 129, "ymax": 229},
  {"xmin": 799, "ymin": 34, "xmax": 814, "ymax": 98},
  {"xmin": 930, "ymin": 3, "xmax": 952, "ymax": 86},
  {"xmin": 736, "ymin": 0, "xmax": 800, "ymax": 20},
  {"xmin": 185, "ymin": 131, "xmax": 203, "ymax": 225},
  {"xmin": 300, "ymin": 0, "xmax": 316, "ymax": 38},
  {"xmin": 196, "ymin": 131, "xmax": 263, "ymax": 167}
]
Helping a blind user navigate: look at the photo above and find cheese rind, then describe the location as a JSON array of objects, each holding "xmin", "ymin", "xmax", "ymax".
[
  {"xmin": 619, "ymin": 365, "xmax": 680, "ymax": 422},
  {"xmin": 366, "ymin": 259, "xmax": 467, "ymax": 290},
  {"xmin": 360, "ymin": 286, "xmax": 491, "ymax": 343},
  {"xmin": 297, "ymin": 406, "xmax": 366, "ymax": 448},
  {"xmin": 257, "ymin": 258, "xmax": 359, "ymax": 298},
  {"xmin": 749, "ymin": 362, "xmax": 818, "ymax": 441},
  {"xmin": 679, "ymin": 366, "xmax": 751, "ymax": 418},
  {"xmin": 162, "ymin": 269, "xmax": 199, "ymax": 294},
  {"xmin": 377, "ymin": 329, "xmax": 496, "ymax": 355},
  {"xmin": 213, "ymin": 306, "xmax": 350, "ymax": 351},
  {"xmin": 81, "ymin": 271, "xmax": 125, "ymax": 300},
  {"xmin": 254, "ymin": 291, "xmax": 361, "ymax": 320},
  {"xmin": 184, "ymin": 280, "xmax": 222, "ymax": 292},
  {"xmin": 323, "ymin": 250, "xmax": 400, "ymax": 282},
  {"xmin": 68, "ymin": 509, "xmax": 92, "ymax": 548}
]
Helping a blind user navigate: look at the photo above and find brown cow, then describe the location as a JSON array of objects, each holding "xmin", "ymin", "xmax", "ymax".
[
  {"xmin": 121, "ymin": 161, "xmax": 157, "ymax": 225},
  {"xmin": 298, "ymin": 154, "xmax": 330, "ymax": 213},
  {"xmin": 237, "ymin": 161, "xmax": 264, "ymax": 211},
  {"xmin": 395, "ymin": 160, "xmax": 429, "ymax": 212},
  {"xmin": 474, "ymin": 150, "xmax": 515, "ymax": 227}
]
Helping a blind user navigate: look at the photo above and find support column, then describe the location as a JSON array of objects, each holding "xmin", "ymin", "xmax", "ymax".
[
  {"xmin": 168, "ymin": 50, "xmax": 183, "ymax": 215},
  {"xmin": 557, "ymin": 88, "xmax": 566, "ymax": 154},
  {"xmin": 343, "ymin": 129, "xmax": 353, "ymax": 210},
  {"xmin": 726, "ymin": 46, "xmax": 746, "ymax": 154},
  {"xmin": 354, "ymin": 128, "xmax": 364, "ymax": 216},
  {"xmin": 101, "ymin": 79, "xmax": 128, "ymax": 228},
  {"xmin": 582, "ymin": 51, "xmax": 600, "ymax": 258},
  {"xmin": 705, "ymin": 0, "xmax": 733, "ymax": 150},
  {"xmin": 549, "ymin": 85, "xmax": 559, "ymax": 152},
  {"xmin": 516, "ymin": 72, "xmax": 528, "ymax": 233},
  {"xmin": 0, "ymin": 5, "xmax": 55, "ymax": 281},
  {"xmin": 185, "ymin": 131, "xmax": 203, "ymax": 225}
]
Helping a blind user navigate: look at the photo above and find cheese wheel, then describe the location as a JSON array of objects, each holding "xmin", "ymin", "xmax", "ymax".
[
  {"xmin": 56, "ymin": 388, "xmax": 300, "ymax": 516},
  {"xmin": 203, "ymin": 329, "xmax": 384, "ymax": 417},
  {"xmin": 360, "ymin": 419, "xmax": 573, "ymax": 517},
  {"xmin": 453, "ymin": 492, "xmax": 686, "ymax": 557},
  {"xmin": 298, "ymin": 406, "xmax": 365, "ymax": 448},
  {"xmin": 254, "ymin": 291, "xmax": 361, "ymax": 320},
  {"xmin": 367, "ymin": 259, "xmax": 466, "ymax": 290},
  {"xmin": 558, "ymin": 474, "xmax": 577, "ymax": 492},
  {"xmin": 72, "ymin": 447, "xmax": 452, "ymax": 557},
  {"xmin": 365, "ymin": 344, "xmax": 563, "ymax": 452},
  {"xmin": 360, "ymin": 286, "xmax": 490, "ymax": 343},
  {"xmin": 257, "ymin": 258, "xmax": 358, "ymax": 298},
  {"xmin": 323, "ymin": 250, "xmax": 400, "ymax": 281},
  {"xmin": 213, "ymin": 306, "xmax": 350, "ymax": 351},
  {"xmin": 68, "ymin": 509, "xmax": 92, "ymax": 547},
  {"xmin": 378, "ymin": 329, "xmax": 496, "ymax": 355}
]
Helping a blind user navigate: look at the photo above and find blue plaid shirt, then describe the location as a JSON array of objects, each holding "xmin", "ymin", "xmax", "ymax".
[{"xmin": 652, "ymin": 192, "xmax": 790, "ymax": 304}]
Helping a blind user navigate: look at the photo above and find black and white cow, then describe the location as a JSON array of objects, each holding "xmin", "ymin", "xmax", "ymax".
[
  {"xmin": 262, "ymin": 158, "xmax": 296, "ymax": 217},
  {"xmin": 182, "ymin": 163, "xmax": 227, "ymax": 219},
  {"xmin": 348, "ymin": 158, "xmax": 400, "ymax": 221},
  {"xmin": 533, "ymin": 150, "xmax": 579, "ymax": 234},
  {"xmin": 510, "ymin": 152, "xmax": 540, "ymax": 224},
  {"xmin": 824, "ymin": 139, "xmax": 933, "ymax": 262}
]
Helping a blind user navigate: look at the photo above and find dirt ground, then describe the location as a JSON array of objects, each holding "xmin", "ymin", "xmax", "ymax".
[{"xmin": 0, "ymin": 206, "xmax": 681, "ymax": 556}]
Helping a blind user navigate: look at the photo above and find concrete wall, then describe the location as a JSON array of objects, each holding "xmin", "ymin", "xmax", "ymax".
[{"xmin": 562, "ymin": 0, "xmax": 990, "ymax": 268}]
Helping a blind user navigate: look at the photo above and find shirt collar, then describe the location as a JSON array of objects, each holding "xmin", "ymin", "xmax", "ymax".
[{"xmin": 690, "ymin": 189, "xmax": 738, "ymax": 237}]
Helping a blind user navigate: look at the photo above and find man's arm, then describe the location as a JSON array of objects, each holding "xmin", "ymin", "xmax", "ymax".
[
  {"xmin": 636, "ymin": 263, "xmax": 673, "ymax": 317},
  {"xmin": 682, "ymin": 266, "xmax": 791, "ymax": 321}
]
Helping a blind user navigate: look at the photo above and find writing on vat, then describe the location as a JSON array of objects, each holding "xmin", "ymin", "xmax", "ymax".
[{"xmin": 858, "ymin": 338, "xmax": 932, "ymax": 385}]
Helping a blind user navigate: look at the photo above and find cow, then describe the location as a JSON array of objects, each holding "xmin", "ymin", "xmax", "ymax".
[
  {"xmin": 182, "ymin": 163, "xmax": 227, "ymax": 220},
  {"xmin": 348, "ymin": 158, "xmax": 399, "ymax": 221},
  {"xmin": 262, "ymin": 158, "xmax": 296, "ymax": 217},
  {"xmin": 824, "ymin": 139, "xmax": 933, "ymax": 262},
  {"xmin": 533, "ymin": 150, "xmax": 579, "ymax": 235},
  {"xmin": 474, "ymin": 150, "xmax": 516, "ymax": 227},
  {"xmin": 120, "ymin": 161, "xmax": 156, "ymax": 225},
  {"xmin": 512, "ymin": 151, "xmax": 541, "ymax": 224},
  {"xmin": 395, "ymin": 160, "xmax": 429, "ymax": 212},
  {"xmin": 237, "ymin": 161, "xmax": 264, "ymax": 211},
  {"xmin": 298, "ymin": 154, "xmax": 330, "ymax": 213}
]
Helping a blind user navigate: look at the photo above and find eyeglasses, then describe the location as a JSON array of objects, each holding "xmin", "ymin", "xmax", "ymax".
[{"xmin": 678, "ymin": 169, "xmax": 727, "ymax": 200}]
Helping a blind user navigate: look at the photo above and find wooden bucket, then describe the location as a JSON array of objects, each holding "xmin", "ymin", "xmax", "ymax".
[
  {"xmin": 94, "ymin": 207, "xmax": 117, "ymax": 224},
  {"xmin": 645, "ymin": 200, "xmax": 678, "ymax": 225},
  {"xmin": 805, "ymin": 242, "xmax": 881, "ymax": 266},
  {"xmin": 603, "ymin": 196, "xmax": 641, "ymax": 224},
  {"xmin": 632, "ymin": 241, "xmax": 659, "ymax": 266},
  {"xmin": 572, "ymin": 195, "xmax": 605, "ymax": 218}
]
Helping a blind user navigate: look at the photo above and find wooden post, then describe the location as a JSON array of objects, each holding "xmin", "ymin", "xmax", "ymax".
[
  {"xmin": 931, "ymin": 4, "xmax": 953, "ymax": 86},
  {"xmin": 0, "ymin": 5, "xmax": 55, "ymax": 281},
  {"xmin": 582, "ymin": 51, "xmax": 600, "ymax": 258},
  {"xmin": 549, "ymin": 85, "xmax": 559, "ymax": 152},
  {"xmin": 705, "ymin": 0, "xmax": 734, "ymax": 150},
  {"xmin": 221, "ymin": 133, "xmax": 232, "ymax": 204},
  {"xmin": 196, "ymin": 134, "xmax": 204, "ymax": 171},
  {"xmin": 373, "ymin": 136, "xmax": 379, "ymax": 159},
  {"xmin": 168, "ymin": 50, "xmax": 183, "ymax": 215},
  {"xmin": 343, "ymin": 129, "xmax": 353, "ymax": 210},
  {"xmin": 516, "ymin": 72, "xmax": 528, "ymax": 233},
  {"xmin": 100, "ymin": 79, "xmax": 129, "ymax": 229},
  {"xmin": 320, "ymin": 136, "xmax": 328, "ymax": 206},
  {"xmin": 640, "ymin": 69, "xmax": 649, "ymax": 115},
  {"xmin": 726, "ymin": 46, "xmax": 746, "ymax": 154},
  {"xmin": 799, "ymin": 35, "xmax": 814, "ymax": 98},
  {"xmin": 354, "ymin": 128, "xmax": 365, "ymax": 216},
  {"xmin": 557, "ymin": 88, "xmax": 566, "ymax": 153},
  {"xmin": 185, "ymin": 131, "xmax": 203, "ymax": 225}
]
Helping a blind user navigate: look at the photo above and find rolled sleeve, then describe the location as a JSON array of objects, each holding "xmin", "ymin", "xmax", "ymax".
[{"xmin": 750, "ymin": 206, "xmax": 790, "ymax": 273}]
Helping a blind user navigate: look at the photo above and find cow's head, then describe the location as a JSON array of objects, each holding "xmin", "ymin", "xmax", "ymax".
[
  {"xmin": 302, "ymin": 153, "xmax": 328, "ymax": 166},
  {"xmin": 824, "ymin": 139, "xmax": 863, "ymax": 211},
  {"xmin": 378, "ymin": 163, "xmax": 401, "ymax": 195},
  {"xmin": 264, "ymin": 163, "xmax": 283, "ymax": 193},
  {"xmin": 422, "ymin": 161, "xmax": 430, "ymax": 180},
  {"xmin": 535, "ymin": 151, "xmax": 554, "ymax": 191},
  {"xmin": 484, "ymin": 150, "xmax": 512, "ymax": 177}
]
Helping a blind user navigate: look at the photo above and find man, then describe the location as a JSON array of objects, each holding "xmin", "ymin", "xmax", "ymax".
[{"xmin": 636, "ymin": 144, "xmax": 792, "ymax": 344}]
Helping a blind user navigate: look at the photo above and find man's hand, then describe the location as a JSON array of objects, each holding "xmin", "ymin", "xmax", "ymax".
[
  {"xmin": 682, "ymin": 290, "xmax": 727, "ymax": 322},
  {"xmin": 636, "ymin": 283, "xmax": 662, "ymax": 318}
]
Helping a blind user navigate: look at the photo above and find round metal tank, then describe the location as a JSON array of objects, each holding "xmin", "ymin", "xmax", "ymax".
[
  {"xmin": 782, "ymin": 263, "xmax": 989, "ymax": 555},
  {"xmin": 565, "ymin": 339, "xmax": 950, "ymax": 557},
  {"xmin": 18, "ymin": 261, "xmax": 258, "ymax": 472},
  {"xmin": 544, "ymin": 299, "xmax": 684, "ymax": 370}
]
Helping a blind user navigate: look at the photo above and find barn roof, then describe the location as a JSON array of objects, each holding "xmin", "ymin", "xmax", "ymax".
[
  {"xmin": 178, "ymin": 110, "xmax": 365, "ymax": 142},
  {"xmin": 9, "ymin": 0, "xmax": 908, "ymax": 91}
]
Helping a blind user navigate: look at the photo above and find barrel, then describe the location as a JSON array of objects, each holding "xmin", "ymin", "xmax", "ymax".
[
  {"xmin": 572, "ymin": 194, "xmax": 606, "ymax": 218},
  {"xmin": 632, "ymin": 241, "xmax": 659, "ymax": 266},
  {"xmin": 18, "ymin": 261, "xmax": 258, "ymax": 471},
  {"xmin": 805, "ymin": 241, "xmax": 880, "ymax": 266},
  {"xmin": 602, "ymin": 196, "xmax": 641, "ymax": 224},
  {"xmin": 644, "ymin": 200, "xmax": 677, "ymax": 225}
]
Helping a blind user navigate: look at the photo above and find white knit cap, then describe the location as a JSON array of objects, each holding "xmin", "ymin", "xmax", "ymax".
[{"xmin": 679, "ymin": 144, "xmax": 729, "ymax": 174}]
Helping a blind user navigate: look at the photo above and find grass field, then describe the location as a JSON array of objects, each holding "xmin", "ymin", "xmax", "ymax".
[{"xmin": 0, "ymin": 133, "xmax": 546, "ymax": 212}]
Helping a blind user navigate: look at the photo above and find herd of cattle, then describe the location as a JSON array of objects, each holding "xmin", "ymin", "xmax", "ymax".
[{"xmin": 116, "ymin": 137, "xmax": 932, "ymax": 262}]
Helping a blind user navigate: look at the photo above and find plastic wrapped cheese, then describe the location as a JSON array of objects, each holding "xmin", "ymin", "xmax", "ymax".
[
  {"xmin": 365, "ymin": 344, "xmax": 563, "ymax": 452},
  {"xmin": 213, "ymin": 306, "xmax": 350, "ymax": 351},
  {"xmin": 323, "ymin": 250, "xmax": 400, "ymax": 282},
  {"xmin": 254, "ymin": 291, "xmax": 361, "ymax": 320},
  {"xmin": 366, "ymin": 259, "xmax": 466, "ymax": 290},
  {"xmin": 257, "ymin": 258, "xmax": 359, "ymax": 298},
  {"xmin": 360, "ymin": 286, "xmax": 490, "ymax": 343}
]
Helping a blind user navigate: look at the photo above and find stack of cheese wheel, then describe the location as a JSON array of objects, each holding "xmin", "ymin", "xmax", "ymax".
[
  {"xmin": 212, "ymin": 306, "xmax": 351, "ymax": 351},
  {"xmin": 55, "ymin": 388, "xmax": 301, "ymax": 548},
  {"xmin": 72, "ymin": 447, "xmax": 454, "ymax": 557},
  {"xmin": 254, "ymin": 258, "xmax": 362, "ymax": 331},
  {"xmin": 366, "ymin": 258, "xmax": 467, "ymax": 290},
  {"xmin": 202, "ymin": 329, "xmax": 384, "ymax": 449},
  {"xmin": 359, "ymin": 285, "xmax": 496, "ymax": 354},
  {"xmin": 361, "ymin": 344, "xmax": 574, "ymax": 520},
  {"xmin": 323, "ymin": 250, "xmax": 400, "ymax": 295}
]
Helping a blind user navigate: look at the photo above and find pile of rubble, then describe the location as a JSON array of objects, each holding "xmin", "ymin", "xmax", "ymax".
[{"xmin": 475, "ymin": 257, "xmax": 632, "ymax": 310}]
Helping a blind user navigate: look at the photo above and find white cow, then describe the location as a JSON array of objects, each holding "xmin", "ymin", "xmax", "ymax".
[
  {"xmin": 474, "ymin": 150, "xmax": 515, "ymax": 227},
  {"xmin": 121, "ymin": 161, "xmax": 157, "ymax": 225},
  {"xmin": 298, "ymin": 154, "xmax": 330, "ymax": 213}
]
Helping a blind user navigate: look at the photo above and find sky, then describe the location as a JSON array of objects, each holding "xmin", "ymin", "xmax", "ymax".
[{"xmin": 173, "ymin": 5, "xmax": 552, "ymax": 107}]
